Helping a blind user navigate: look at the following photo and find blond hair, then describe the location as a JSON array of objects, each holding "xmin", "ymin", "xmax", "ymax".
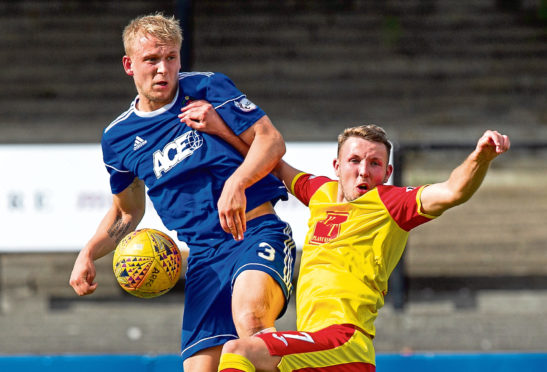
[
  {"xmin": 337, "ymin": 124, "xmax": 392, "ymax": 160},
  {"xmin": 123, "ymin": 13, "xmax": 183, "ymax": 56}
]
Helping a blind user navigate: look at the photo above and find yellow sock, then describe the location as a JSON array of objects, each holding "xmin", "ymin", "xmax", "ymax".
[{"xmin": 218, "ymin": 352, "xmax": 256, "ymax": 372}]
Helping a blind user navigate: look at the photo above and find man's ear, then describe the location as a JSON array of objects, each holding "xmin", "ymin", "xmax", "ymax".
[
  {"xmin": 384, "ymin": 164, "xmax": 394, "ymax": 183},
  {"xmin": 333, "ymin": 158, "xmax": 340, "ymax": 178},
  {"xmin": 122, "ymin": 56, "xmax": 134, "ymax": 76}
]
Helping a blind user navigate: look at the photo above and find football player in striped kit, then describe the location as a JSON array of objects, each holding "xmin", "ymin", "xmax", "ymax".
[{"xmin": 185, "ymin": 118, "xmax": 509, "ymax": 372}]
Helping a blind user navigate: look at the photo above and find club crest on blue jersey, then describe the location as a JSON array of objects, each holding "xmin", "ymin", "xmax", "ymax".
[
  {"xmin": 182, "ymin": 95, "xmax": 194, "ymax": 106},
  {"xmin": 153, "ymin": 130, "xmax": 204, "ymax": 179},
  {"xmin": 234, "ymin": 97, "xmax": 257, "ymax": 112}
]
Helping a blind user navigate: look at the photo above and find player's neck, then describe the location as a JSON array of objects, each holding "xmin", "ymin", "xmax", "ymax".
[{"xmin": 135, "ymin": 88, "xmax": 179, "ymax": 114}]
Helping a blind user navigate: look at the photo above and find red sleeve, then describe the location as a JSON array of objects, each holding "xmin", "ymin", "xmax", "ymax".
[
  {"xmin": 377, "ymin": 185, "xmax": 434, "ymax": 231},
  {"xmin": 291, "ymin": 173, "xmax": 333, "ymax": 206}
]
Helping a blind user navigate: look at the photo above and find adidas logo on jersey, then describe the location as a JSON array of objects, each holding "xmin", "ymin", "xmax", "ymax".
[{"xmin": 133, "ymin": 136, "xmax": 147, "ymax": 150}]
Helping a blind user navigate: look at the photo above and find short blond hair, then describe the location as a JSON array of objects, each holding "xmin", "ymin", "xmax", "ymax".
[
  {"xmin": 123, "ymin": 13, "xmax": 182, "ymax": 56},
  {"xmin": 337, "ymin": 124, "xmax": 392, "ymax": 160}
]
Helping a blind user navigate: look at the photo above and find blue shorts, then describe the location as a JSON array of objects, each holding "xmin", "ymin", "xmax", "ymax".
[{"xmin": 180, "ymin": 214, "xmax": 296, "ymax": 361}]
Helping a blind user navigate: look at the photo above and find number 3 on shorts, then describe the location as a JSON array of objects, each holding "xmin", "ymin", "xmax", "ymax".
[{"xmin": 258, "ymin": 242, "xmax": 276, "ymax": 261}]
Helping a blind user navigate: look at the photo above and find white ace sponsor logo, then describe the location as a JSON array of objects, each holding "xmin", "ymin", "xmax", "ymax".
[{"xmin": 153, "ymin": 131, "xmax": 203, "ymax": 178}]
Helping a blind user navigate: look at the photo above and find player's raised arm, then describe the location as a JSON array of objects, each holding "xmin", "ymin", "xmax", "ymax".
[
  {"xmin": 69, "ymin": 178, "xmax": 146, "ymax": 296},
  {"xmin": 420, "ymin": 130, "xmax": 510, "ymax": 216}
]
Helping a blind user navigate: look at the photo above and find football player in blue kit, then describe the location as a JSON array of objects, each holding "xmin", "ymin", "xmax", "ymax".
[{"xmin": 69, "ymin": 13, "xmax": 296, "ymax": 372}]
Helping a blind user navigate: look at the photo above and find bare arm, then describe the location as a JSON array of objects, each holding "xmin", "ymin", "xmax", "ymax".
[
  {"xmin": 271, "ymin": 160, "xmax": 303, "ymax": 194},
  {"xmin": 180, "ymin": 101, "xmax": 251, "ymax": 157},
  {"xmin": 69, "ymin": 178, "xmax": 146, "ymax": 295},
  {"xmin": 179, "ymin": 101, "xmax": 304, "ymax": 193},
  {"xmin": 420, "ymin": 130, "xmax": 510, "ymax": 216},
  {"xmin": 179, "ymin": 100, "xmax": 285, "ymax": 240},
  {"xmin": 232, "ymin": 114, "xmax": 286, "ymax": 190}
]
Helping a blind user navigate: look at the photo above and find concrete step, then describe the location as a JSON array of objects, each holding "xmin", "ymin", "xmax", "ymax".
[{"xmin": 0, "ymin": 0, "xmax": 174, "ymax": 16}]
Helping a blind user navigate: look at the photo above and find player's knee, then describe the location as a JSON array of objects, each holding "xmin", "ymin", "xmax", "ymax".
[
  {"xmin": 222, "ymin": 337, "xmax": 277, "ymax": 371},
  {"xmin": 233, "ymin": 295, "xmax": 273, "ymax": 335},
  {"xmin": 222, "ymin": 339, "xmax": 249, "ymax": 357},
  {"xmin": 232, "ymin": 272, "xmax": 285, "ymax": 335}
]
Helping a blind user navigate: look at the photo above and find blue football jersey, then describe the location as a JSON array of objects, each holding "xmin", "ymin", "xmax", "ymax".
[{"xmin": 101, "ymin": 72, "xmax": 288, "ymax": 247}]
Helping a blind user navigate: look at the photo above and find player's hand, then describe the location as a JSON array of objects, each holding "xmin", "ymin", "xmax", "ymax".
[
  {"xmin": 178, "ymin": 100, "xmax": 227, "ymax": 136},
  {"xmin": 69, "ymin": 251, "xmax": 98, "ymax": 296},
  {"xmin": 475, "ymin": 130, "xmax": 510, "ymax": 161},
  {"xmin": 218, "ymin": 175, "xmax": 247, "ymax": 241}
]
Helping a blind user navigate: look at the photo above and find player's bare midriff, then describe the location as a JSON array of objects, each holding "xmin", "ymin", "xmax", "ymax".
[{"xmin": 246, "ymin": 201, "xmax": 275, "ymax": 221}]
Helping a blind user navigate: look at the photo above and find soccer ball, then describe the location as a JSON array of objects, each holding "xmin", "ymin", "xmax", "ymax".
[{"xmin": 113, "ymin": 228, "xmax": 182, "ymax": 298}]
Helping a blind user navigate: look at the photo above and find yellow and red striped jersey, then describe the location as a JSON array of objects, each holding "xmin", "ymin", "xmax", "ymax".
[{"xmin": 291, "ymin": 173, "xmax": 436, "ymax": 337}]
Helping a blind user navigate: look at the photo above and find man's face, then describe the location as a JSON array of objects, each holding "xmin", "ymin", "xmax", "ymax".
[
  {"xmin": 122, "ymin": 34, "xmax": 181, "ymax": 112},
  {"xmin": 334, "ymin": 136, "xmax": 393, "ymax": 203}
]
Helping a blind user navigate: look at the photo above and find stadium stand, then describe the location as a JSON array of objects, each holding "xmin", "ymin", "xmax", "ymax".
[{"xmin": 0, "ymin": 0, "xmax": 546, "ymax": 355}]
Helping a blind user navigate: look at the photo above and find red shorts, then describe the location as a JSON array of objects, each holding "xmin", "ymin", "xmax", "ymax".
[{"xmin": 257, "ymin": 324, "xmax": 375, "ymax": 372}]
